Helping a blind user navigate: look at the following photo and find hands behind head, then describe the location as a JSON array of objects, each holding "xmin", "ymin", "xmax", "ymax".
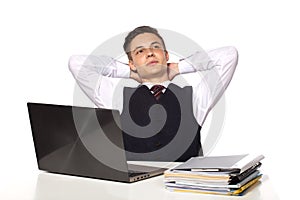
[
  {"xmin": 167, "ymin": 63, "xmax": 179, "ymax": 81},
  {"xmin": 130, "ymin": 68, "xmax": 142, "ymax": 83}
]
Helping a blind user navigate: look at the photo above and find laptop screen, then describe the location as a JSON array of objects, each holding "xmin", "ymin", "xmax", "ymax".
[{"xmin": 27, "ymin": 103, "xmax": 131, "ymax": 182}]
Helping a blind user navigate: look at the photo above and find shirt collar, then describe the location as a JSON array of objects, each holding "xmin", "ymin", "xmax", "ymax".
[{"xmin": 142, "ymin": 80, "xmax": 171, "ymax": 90}]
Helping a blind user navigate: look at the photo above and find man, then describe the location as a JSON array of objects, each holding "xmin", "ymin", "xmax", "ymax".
[{"xmin": 69, "ymin": 26, "xmax": 238, "ymax": 161}]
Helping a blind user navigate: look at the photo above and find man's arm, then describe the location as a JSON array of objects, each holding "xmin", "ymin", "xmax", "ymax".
[
  {"xmin": 167, "ymin": 48, "xmax": 218, "ymax": 80},
  {"xmin": 69, "ymin": 55, "xmax": 131, "ymax": 78},
  {"xmin": 177, "ymin": 46, "xmax": 239, "ymax": 125},
  {"xmin": 68, "ymin": 55, "xmax": 132, "ymax": 109}
]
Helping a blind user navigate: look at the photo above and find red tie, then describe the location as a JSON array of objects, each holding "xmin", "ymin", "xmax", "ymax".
[{"xmin": 150, "ymin": 85, "xmax": 165, "ymax": 100}]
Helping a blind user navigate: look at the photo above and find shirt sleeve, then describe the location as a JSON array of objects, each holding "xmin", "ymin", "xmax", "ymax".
[
  {"xmin": 69, "ymin": 55, "xmax": 130, "ymax": 78},
  {"xmin": 178, "ymin": 50, "xmax": 213, "ymax": 74},
  {"xmin": 189, "ymin": 46, "xmax": 239, "ymax": 126},
  {"xmin": 68, "ymin": 55, "xmax": 130, "ymax": 110}
]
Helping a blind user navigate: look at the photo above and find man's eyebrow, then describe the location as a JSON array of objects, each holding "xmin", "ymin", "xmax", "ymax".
[
  {"xmin": 151, "ymin": 41, "xmax": 162, "ymax": 46},
  {"xmin": 132, "ymin": 41, "xmax": 162, "ymax": 52},
  {"xmin": 132, "ymin": 45, "xmax": 144, "ymax": 52}
]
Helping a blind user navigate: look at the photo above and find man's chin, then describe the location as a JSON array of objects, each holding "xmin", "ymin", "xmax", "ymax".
[
  {"xmin": 149, "ymin": 66, "xmax": 167, "ymax": 74},
  {"xmin": 140, "ymin": 70, "xmax": 167, "ymax": 81}
]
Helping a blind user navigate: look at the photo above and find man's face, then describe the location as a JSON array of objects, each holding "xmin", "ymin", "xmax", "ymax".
[{"xmin": 128, "ymin": 33, "xmax": 169, "ymax": 83}]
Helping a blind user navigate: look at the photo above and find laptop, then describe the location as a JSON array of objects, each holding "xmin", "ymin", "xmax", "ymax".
[{"xmin": 27, "ymin": 102, "xmax": 167, "ymax": 183}]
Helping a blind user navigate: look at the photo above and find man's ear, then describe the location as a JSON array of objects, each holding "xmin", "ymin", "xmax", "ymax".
[
  {"xmin": 128, "ymin": 60, "xmax": 137, "ymax": 72},
  {"xmin": 165, "ymin": 50, "xmax": 169, "ymax": 62}
]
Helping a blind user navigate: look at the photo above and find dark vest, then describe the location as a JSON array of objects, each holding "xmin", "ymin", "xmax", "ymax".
[{"xmin": 120, "ymin": 83, "xmax": 203, "ymax": 162}]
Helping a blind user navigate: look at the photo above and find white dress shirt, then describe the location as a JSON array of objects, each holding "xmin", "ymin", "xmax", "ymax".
[{"xmin": 69, "ymin": 46, "xmax": 238, "ymax": 126}]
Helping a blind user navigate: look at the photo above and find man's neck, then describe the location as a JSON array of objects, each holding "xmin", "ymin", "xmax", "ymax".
[{"xmin": 141, "ymin": 74, "xmax": 169, "ymax": 84}]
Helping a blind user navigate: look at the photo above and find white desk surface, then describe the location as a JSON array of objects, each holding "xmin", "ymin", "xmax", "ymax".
[{"xmin": 1, "ymin": 162, "xmax": 280, "ymax": 200}]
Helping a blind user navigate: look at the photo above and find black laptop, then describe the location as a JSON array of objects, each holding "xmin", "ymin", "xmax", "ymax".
[{"xmin": 27, "ymin": 102, "xmax": 167, "ymax": 183}]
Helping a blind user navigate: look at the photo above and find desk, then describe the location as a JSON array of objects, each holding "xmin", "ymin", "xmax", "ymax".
[
  {"xmin": 32, "ymin": 162, "xmax": 279, "ymax": 200},
  {"xmin": 2, "ymin": 162, "xmax": 280, "ymax": 200}
]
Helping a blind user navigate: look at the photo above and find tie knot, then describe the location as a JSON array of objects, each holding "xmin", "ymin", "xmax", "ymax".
[{"xmin": 150, "ymin": 85, "xmax": 165, "ymax": 100}]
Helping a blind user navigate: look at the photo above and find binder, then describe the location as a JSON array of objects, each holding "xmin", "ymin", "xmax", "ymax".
[{"xmin": 171, "ymin": 154, "xmax": 264, "ymax": 174}]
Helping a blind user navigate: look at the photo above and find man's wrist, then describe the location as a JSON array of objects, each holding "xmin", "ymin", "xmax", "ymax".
[{"xmin": 167, "ymin": 63, "xmax": 180, "ymax": 80}]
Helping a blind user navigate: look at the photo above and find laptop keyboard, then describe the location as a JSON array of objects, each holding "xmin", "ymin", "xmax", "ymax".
[{"xmin": 128, "ymin": 170, "xmax": 147, "ymax": 177}]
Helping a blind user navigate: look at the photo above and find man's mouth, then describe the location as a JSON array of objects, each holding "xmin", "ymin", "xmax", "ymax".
[{"xmin": 147, "ymin": 60, "xmax": 159, "ymax": 66}]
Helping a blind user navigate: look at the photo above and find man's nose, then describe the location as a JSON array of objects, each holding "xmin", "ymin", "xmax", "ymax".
[{"xmin": 146, "ymin": 48, "xmax": 154, "ymax": 57}]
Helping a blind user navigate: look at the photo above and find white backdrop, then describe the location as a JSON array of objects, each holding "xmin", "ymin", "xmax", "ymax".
[{"xmin": 1, "ymin": 0, "xmax": 299, "ymax": 199}]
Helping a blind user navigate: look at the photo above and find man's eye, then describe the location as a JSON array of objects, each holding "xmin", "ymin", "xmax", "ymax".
[
  {"xmin": 136, "ymin": 49, "xmax": 144, "ymax": 55},
  {"xmin": 154, "ymin": 45, "xmax": 161, "ymax": 49}
]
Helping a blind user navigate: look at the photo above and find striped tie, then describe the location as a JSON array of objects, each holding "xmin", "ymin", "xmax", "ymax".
[{"xmin": 150, "ymin": 85, "xmax": 165, "ymax": 100}]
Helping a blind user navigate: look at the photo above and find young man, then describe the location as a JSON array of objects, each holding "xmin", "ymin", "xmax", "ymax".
[{"xmin": 69, "ymin": 26, "xmax": 238, "ymax": 161}]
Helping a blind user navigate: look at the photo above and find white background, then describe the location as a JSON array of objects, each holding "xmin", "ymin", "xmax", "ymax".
[{"xmin": 1, "ymin": 0, "xmax": 299, "ymax": 199}]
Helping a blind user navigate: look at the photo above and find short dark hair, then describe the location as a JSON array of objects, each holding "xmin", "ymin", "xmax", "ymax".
[{"xmin": 123, "ymin": 26, "xmax": 166, "ymax": 60}]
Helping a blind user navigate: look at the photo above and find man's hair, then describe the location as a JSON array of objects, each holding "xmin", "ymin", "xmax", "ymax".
[{"xmin": 123, "ymin": 26, "xmax": 166, "ymax": 60}]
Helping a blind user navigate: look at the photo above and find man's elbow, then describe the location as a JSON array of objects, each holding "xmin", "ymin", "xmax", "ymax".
[
  {"xmin": 68, "ymin": 55, "xmax": 84, "ymax": 78},
  {"xmin": 68, "ymin": 55, "xmax": 78, "ymax": 71},
  {"xmin": 225, "ymin": 46, "xmax": 239, "ymax": 66},
  {"xmin": 224, "ymin": 46, "xmax": 238, "ymax": 58}
]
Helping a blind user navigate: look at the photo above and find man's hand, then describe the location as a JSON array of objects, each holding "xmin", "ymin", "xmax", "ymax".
[
  {"xmin": 167, "ymin": 63, "xmax": 179, "ymax": 81},
  {"xmin": 130, "ymin": 70, "xmax": 142, "ymax": 83}
]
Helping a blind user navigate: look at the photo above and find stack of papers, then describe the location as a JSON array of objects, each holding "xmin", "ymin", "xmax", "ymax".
[{"xmin": 164, "ymin": 154, "xmax": 264, "ymax": 196}]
